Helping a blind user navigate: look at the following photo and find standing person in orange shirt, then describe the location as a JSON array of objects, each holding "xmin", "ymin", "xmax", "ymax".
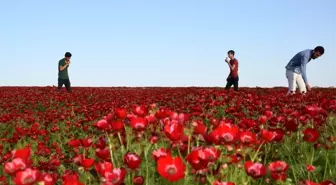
[{"xmin": 225, "ymin": 50, "xmax": 239, "ymax": 91}]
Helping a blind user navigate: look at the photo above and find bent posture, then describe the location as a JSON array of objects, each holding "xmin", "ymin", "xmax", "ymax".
[
  {"xmin": 58, "ymin": 52, "xmax": 72, "ymax": 92},
  {"xmin": 225, "ymin": 50, "xmax": 239, "ymax": 91},
  {"xmin": 285, "ymin": 46, "xmax": 324, "ymax": 95}
]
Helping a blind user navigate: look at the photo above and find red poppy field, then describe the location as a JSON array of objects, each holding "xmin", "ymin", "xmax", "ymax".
[{"xmin": 0, "ymin": 87, "xmax": 335, "ymax": 185}]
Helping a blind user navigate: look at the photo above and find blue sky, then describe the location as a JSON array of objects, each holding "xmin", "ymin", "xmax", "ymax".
[{"xmin": 1, "ymin": 0, "xmax": 335, "ymax": 87}]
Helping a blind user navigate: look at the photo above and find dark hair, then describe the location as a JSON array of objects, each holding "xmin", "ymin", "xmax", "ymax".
[
  {"xmin": 314, "ymin": 46, "xmax": 324, "ymax": 55},
  {"xmin": 65, "ymin": 52, "xmax": 72, "ymax": 57},
  {"xmin": 228, "ymin": 50, "xmax": 235, "ymax": 55}
]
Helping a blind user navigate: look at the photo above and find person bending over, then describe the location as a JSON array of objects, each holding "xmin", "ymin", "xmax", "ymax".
[{"xmin": 285, "ymin": 46, "xmax": 324, "ymax": 95}]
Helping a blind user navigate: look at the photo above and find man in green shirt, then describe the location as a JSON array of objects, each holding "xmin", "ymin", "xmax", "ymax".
[{"xmin": 58, "ymin": 52, "xmax": 72, "ymax": 92}]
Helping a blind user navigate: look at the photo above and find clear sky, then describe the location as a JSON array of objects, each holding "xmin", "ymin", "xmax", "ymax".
[{"xmin": 1, "ymin": 0, "xmax": 335, "ymax": 87}]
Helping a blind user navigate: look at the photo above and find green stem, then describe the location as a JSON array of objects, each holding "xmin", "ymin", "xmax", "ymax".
[
  {"xmin": 183, "ymin": 135, "xmax": 192, "ymax": 185},
  {"xmin": 206, "ymin": 176, "xmax": 213, "ymax": 185},
  {"xmin": 87, "ymin": 171, "xmax": 91, "ymax": 185},
  {"xmin": 263, "ymin": 143, "xmax": 269, "ymax": 164},
  {"xmin": 310, "ymin": 146, "xmax": 315, "ymax": 164},
  {"xmin": 187, "ymin": 135, "xmax": 192, "ymax": 155},
  {"xmin": 117, "ymin": 132, "xmax": 125, "ymax": 154},
  {"xmin": 251, "ymin": 140, "xmax": 265, "ymax": 162},
  {"xmin": 177, "ymin": 147, "xmax": 184, "ymax": 161},
  {"xmin": 323, "ymin": 152, "xmax": 328, "ymax": 180},
  {"xmin": 106, "ymin": 133, "xmax": 115, "ymax": 167},
  {"xmin": 244, "ymin": 177, "xmax": 251, "ymax": 185},
  {"xmin": 284, "ymin": 144, "xmax": 297, "ymax": 183},
  {"xmin": 83, "ymin": 148, "xmax": 86, "ymax": 159},
  {"xmin": 126, "ymin": 127, "xmax": 131, "ymax": 151},
  {"xmin": 308, "ymin": 146, "xmax": 315, "ymax": 181},
  {"xmin": 144, "ymin": 144, "xmax": 152, "ymax": 185}
]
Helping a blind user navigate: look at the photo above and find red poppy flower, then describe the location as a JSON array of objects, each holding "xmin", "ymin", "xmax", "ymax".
[
  {"xmin": 111, "ymin": 120, "xmax": 124, "ymax": 131},
  {"xmin": 13, "ymin": 168, "xmax": 40, "ymax": 185},
  {"xmin": 201, "ymin": 147, "xmax": 221, "ymax": 162},
  {"xmin": 299, "ymin": 180, "xmax": 320, "ymax": 185},
  {"xmin": 95, "ymin": 162, "xmax": 113, "ymax": 177},
  {"xmin": 157, "ymin": 155, "xmax": 186, "ymax": 182},
  {"xmin": 115, "ymin": 108, "xmax": 127, "ymax": 119},
  {"xmin": 209, "ymin": 123, "xmax": 239, "ymax": 145},
  {"xmin": 81, "ymin": 158, "xmax": 95, "ymax": 170},
  {"xmin": 104, "ymin": 168, "xmax": 127, "ymax": 185},
  {"xmin": 261, "ymin": 129, "xmax": 275, "ymax": 142},
  {"xmin": 149, "ymin": 135, "xmax": 159, "ymax": 144},
  {"xmin": 269, "ymin": 128, "xmax": 284, "ymax": 142},
  {"xmin": 320, "ymin": 180, "xmax": 336, "ymax": 185},
  {"xmin": 96, "ymin": 148, "xmax": 111, "ymax": 161},
  {"xmin": 130, "ymin": 117, "xmax": 148, "ymax": 131},
  {"xmin": 268, "ymin": 161, "xmax": 289, "ymax": 181},
  {"xmin": 306, "ymin": 165, "xmax": 315, "ymax": 172},
  {"xmin": 268, "ymin": 161, "xmax": 289, "ymax": 173},
  {"xmin": 303, "ymin": 128, "xmax": 320, "ymax": 143},
  {"xmin": 124, "ymin": 152, "xmax": 142, "ymax": 170},
  {"xmin": 146, "ymin": 114, "xmax": 156, "ymax": 123},
  {"xmin": 244, "ymin": 161, "xmax": 267, "ymax": 179},
  {"xmin": 164, "ymin": 120, "xmax": 184, "ymax": 141},
  {"xmin": 80, "ymin": 138, "xmax": 93, "ymax": 148},
  {"xmin": 305, "ymin": 105, "xmax": 325, "ymax": 117},
  {"xmin": 133, "ymin": 105, "xmax": 148, "ymax": 117},
  {"xmin": 62, "ymin": 172, "xmax": 83, "ymax": 185},
  {"xmin": 186, "ymin": 149, "xmax": 209, "ymax": 171},
  {"xmin": 4, "ymin": 158, "xmax": 27, "ymax": 175},
  {"xmin": 133, "ymin": 176, "xmax": 145, "ymax": 185},
  {"xmin": 258, "ymin": 115, "xmax": 267, "ymax": 124},
  {"xmin": 12, "ymin": 146, "xmax": 31, "ymax": 162},
  {"xmin": 270, "ymin": 172, "xmax": 287, "ymax": 181},
  {"xmin": 95, "ymin": 119, "xmax": 110, "ymax": 130},
  {"xmin": 239, "ymin": 131, "xmax": 257, "ymax": 145},
  {"xmin": 37, "ymin": 173, "xmax": 58, "ymax": 185},
  {"xmin": 68, "ymin": 139, "xmax": 81, "ymax": 148},
  {"xmin": 264, "ymin": 110, "xmax": 273, "ymax": 118},
  {"xmin": 192, "ymin": 121, "xmax": 208, "ymax": 135}
]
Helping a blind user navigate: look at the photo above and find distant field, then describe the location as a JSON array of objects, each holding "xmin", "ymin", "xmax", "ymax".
[{"xmin": 0, "ymin": 87, "xmax": 335, "ymax": 185}]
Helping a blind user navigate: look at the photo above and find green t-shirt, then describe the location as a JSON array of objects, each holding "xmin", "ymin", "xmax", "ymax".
[{"xmin": 58, "ymin": 58, "xmax": 69, "ymax": 79}]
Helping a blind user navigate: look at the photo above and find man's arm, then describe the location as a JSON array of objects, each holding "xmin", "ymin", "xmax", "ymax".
[
  {"xmin": 225, "ymin": 59, "xmax": 236, "ymax": 70},
  {"xmin": 300, "ymin": 54, "xmax": 309, "ymax": 86},
  {"xmin": 59, "ymin": 61, "xmax": 69, "ymax": 71},
  {"xmin": 228, "ymin": 63, "xmax": 236, "ymax": 70}
]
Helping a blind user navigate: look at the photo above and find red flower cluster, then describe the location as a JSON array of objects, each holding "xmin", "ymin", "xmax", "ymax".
[{"xmin": 0, "ymin": 87, "xmax": 335, "ymax": 184}]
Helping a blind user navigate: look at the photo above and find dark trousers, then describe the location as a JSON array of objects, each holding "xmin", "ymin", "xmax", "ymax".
[
  {"xmin": 225, "ymin": 76, "xmax": 239, "ymax": 91},
  {"xmin": 58, "ymin": 78, "xmax": 71, "ymax": 92}
]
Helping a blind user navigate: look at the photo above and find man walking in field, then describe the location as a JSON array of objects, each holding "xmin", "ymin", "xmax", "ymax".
[
  {"xmin": 58, "ymin": 52, "xmax": 72, "ymax": 92},
  {"xmin": 225, "ymin": 50, "xmax": 239, "ymax": 91},
  {"xmin": 285, "ymin": 46, "xmax": 324, "ymax": 95}
]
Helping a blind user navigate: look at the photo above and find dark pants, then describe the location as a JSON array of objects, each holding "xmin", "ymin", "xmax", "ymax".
[
  {"xmin": 225, "ymin": 76, "xmax": 239, "ymax": 91},
  {"xmin": 58, "ymin": 78, "xmax": 71, "ymax": 92}
]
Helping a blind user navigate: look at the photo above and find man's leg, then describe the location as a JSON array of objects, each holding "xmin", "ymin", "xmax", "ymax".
[
  {"xmin": 64, "ymin": 79, "xmax": 72, "ymax": 92},
  {"xmin": 233, "ymin": 77, "xmax": 239, "ymax": 91},
  {"xmin": 57, "ymin": 79, "xmax": 64, "ymax": 91},
  {"xmin": 296, "ymin": 75, "xmax": 307, "ymax": 94},
  {"xmin": 225, "ymin": 78, "xmax": 233, "ymax": 90},
  {"xmin": 286, "ymin": 70, "xmax": 297, "ymax": 95}
]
